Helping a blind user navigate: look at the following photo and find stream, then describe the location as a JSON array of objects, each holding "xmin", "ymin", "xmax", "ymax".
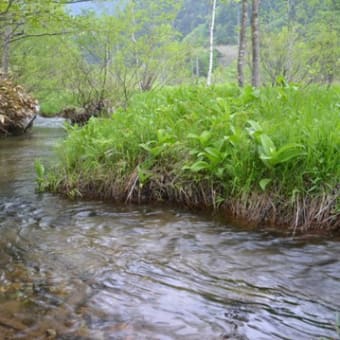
[{"xmin": 0, "ymin": 117, "xmax": 339, "ymax": 339}]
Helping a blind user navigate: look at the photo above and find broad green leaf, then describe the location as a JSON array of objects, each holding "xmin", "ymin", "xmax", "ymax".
[
  {"xmin": 199, "ymin": 130, "xmax": 212, "ymax": 145},
  {"xmin": 34, "ymin": 159, "xmax": 45, "ymax": 178},
  {"xmin": 246, "ymin": 120, "xmax": 264, "ymax": 144},
  {"xmin": 183, "ymin": 160, "xmax": 209, "ymax": 172},
  {"xmin": 259, "ymin": 134, "xmax": 276, "ymax": 156},
  {"xmin": 246, "ymin": 120, "xmax": 263, "ymax": 137},
  {"xmin": 204, "ymin": 147, "xmax": 221, "ymax": 162},
  {"xmin": 271, "ymin": 143, "xmax": 306, "ymax": 165},
  {"xmin": 215, "ymin": 167, "xmax": 225, "ymax": 179},
  {"xmin": 139, "ymin": 141, "xmax": 155, "ymax": 153},
  {"xmin": 259, "ymin": 178, "xmax": 272, "ymax": 191}
]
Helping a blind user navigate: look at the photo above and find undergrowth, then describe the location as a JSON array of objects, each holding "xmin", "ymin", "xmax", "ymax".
[{"xmin": 39, "ymin": 84, "xmax": 340, "ymax": 232}]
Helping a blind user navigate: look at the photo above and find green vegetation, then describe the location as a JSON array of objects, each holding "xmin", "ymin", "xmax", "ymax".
[
  {"xmin": 40, "ymin": 84, "xmax": 340, "ymax": 232},
  {"xmin": 2, "ymin": 0, "xmax": 339, "ymax": 231},
  {"xmin": 2, "ymin": 0, "xmax": 339, "ymax": 112}
]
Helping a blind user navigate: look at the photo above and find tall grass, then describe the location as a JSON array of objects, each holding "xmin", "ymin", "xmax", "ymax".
[{"xmin": 41, "ymin": 84, "xmax": 340, "ymax": 232}]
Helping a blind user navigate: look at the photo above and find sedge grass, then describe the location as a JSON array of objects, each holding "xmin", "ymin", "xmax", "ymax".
[{"xmin": 40, "ymin": 84, "xmax": 340, "ymax": 233}]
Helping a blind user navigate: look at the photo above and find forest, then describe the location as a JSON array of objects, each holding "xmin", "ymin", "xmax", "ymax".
[
  {"xmin": 1, "ymin": 0, "xmax": 339, "ymax": 232},
  {"xmin": 1, "ymin": 0, "xmax": 339, "ymax": 112}
]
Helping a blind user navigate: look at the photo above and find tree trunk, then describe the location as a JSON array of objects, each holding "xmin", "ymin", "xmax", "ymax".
[
  {"xmin": 237, "ymin": 0, "xmax": 248, "ymax": 87},
  {"xmin": 207, "ymin": 0, "xmax": 217, "ymax": 86},
  {"xmin": 192, "ymin": 55, "xmax": 200, "ymax": 78},
  {"xmin": 284, "ymin": 0, "xmax": 296, "ymax": 82},
  {"xmin": 251, "ymin": 0, "xmax": 260, "ymax": 87},
  {"xmin": 1, "ymin": 25, "xmax": 12, "ymax": 79}
]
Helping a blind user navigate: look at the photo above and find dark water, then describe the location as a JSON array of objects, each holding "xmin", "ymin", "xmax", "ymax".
[{"xmin": 0, "ymin": 117, "xmax": 339, "ymax": 339}]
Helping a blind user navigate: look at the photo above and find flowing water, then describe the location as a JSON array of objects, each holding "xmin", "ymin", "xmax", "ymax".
[{"xmin": 0, "ymin": 117, "xmax": 339, "ymax": 340}]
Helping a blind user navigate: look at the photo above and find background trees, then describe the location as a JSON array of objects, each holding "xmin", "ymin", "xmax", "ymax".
[
  {"xmin": 2, "ymin": 0, "xmax": 187, "ymax": 112},
  {"xmin": 0, "ymin": 1, "xmax": 92, "ymax": 78},
  {"xmin": 259, "ymin": 0, "xmax": 339, "ymax": 85},
  {"xmin": 0, "ymin": 0, "xmax": 338, "ymax": 114}
]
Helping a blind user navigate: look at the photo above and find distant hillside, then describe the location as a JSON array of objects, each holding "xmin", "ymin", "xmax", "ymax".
[
  {"xmin": 216, "ymin": 45, "xmax": 238, "ymax": 67},
  {"xmin": 176, "ymin": 0, "xmax": 239, "ymax": 45}
]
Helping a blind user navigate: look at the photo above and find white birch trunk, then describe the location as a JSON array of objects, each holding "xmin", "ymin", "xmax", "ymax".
[
  {"xmin": 237, "ymin": 0, "xmax": 248, "ymax": 87},
  {"xmin": 207, "ymin": 0, "xmax": 217, "ymax": 86},
  {"xmin": 251, "ymin": 0, "xmax": 260, "ymax": 87}
]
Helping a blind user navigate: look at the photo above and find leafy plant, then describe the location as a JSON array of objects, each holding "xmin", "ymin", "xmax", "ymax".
[
  {"xmin": 258, "ymin": 134, "xmax": 306, "ymax": 167},
  {"xmin": 40, "ymin": 84, "xmax": 340, "ymax": 231},
  {"xmin": 34, "ymin": 159, "xmax": 46, "ymax": 192}
]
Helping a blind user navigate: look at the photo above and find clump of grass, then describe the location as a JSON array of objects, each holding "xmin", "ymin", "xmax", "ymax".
[{"xmin": 42, "ymin": 84, "xmax": 340, "ymax": 233}]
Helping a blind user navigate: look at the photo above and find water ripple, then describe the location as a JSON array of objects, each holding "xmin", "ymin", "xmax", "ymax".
[{"xmin": 0, "ymin": 125, "xmax": 339, "ymax": 339}]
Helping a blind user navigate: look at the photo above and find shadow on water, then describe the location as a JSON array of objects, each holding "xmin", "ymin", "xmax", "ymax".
[{"xmin": 0, "ymin": 117, "xmax": 339, "ymax": 339}]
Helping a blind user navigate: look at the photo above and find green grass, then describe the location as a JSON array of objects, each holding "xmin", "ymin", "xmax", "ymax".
[{"xmin": 40, "ymin": 84, "xmax": 340, "ymax": 232}]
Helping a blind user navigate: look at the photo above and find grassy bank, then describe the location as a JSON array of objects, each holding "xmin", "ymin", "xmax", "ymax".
[{"xmin": 38, "ymin": 84, "xmax": 340, "ymax": 233}]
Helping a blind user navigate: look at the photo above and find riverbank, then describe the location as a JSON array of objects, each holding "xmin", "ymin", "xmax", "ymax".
[{"xmin": 39, "ymin": 84, "xmax": 340, "ymax": 233}]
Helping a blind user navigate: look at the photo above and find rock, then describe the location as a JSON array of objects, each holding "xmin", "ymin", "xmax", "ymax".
[
  {"xmin": 0, "ymin": 78, "xmax": 39, "ymax": 136},
  {"xmin": 46, "ymin": 328, "xmax": 57, "ymax": 338}
]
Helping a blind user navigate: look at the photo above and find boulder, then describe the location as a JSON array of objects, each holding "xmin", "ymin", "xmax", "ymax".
[{"xmin": 0, "ymin": 78, "xmax": 39, "ymax": 136}]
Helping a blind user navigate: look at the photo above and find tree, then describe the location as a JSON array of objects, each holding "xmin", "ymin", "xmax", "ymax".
[
  {"xmin": 207, "ymin": 0, "xmax": 217, "ymax": 86},
  {"xmin": 251, "ymin": 0, "xmax": 260, "ymax": 87},
  {"xmin": 306, "ymin": 0, "xmax": 340, "ymax": 85},
  {"xmin": 7, "ymin": 0, "xmax": 188, "ymax": 112},
  {"xmin": 0, "ymin": 0, "xmax": 94, "ymax": 78},
  {"xmin": 260, "ymin": 0, "xmax": 339, "ymax": 85},
  {"xmin": 237, "ymin": 0, "xmax": 248, "ymax": 87},
  {"xmin": 107, "ymin": 0, "xmax": 186, "ymax": 103}
]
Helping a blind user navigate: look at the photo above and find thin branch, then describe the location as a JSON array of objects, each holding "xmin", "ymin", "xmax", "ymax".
[
  {"xmin": 0, "ymin": 0, "xmax": 15, "ymax": 17},
  {"xmin": 10, "ymin": 30, "xmax": 76, "ymax": 43}
]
